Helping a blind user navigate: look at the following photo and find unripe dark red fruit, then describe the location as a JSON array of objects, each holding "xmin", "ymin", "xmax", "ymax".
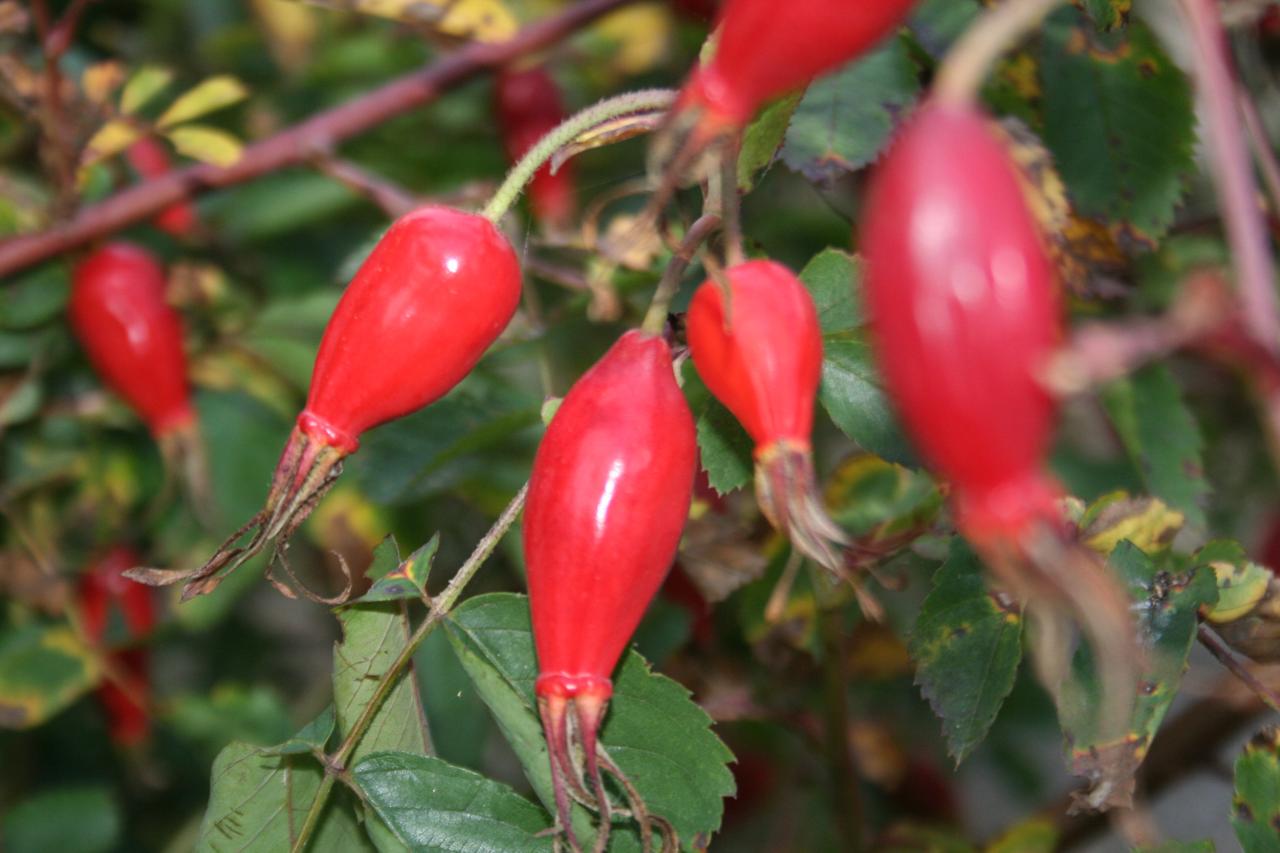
[
  {"xmin": 680, "ymin": 0, "xmax": 918, "ymax": 132},
  {"xmin": 79, "ymin": 546, "xmax": 155, "ymax": 747},
  {"xmin": 862, "ymin": 102, "xmax": 1062, "ymax": 544},
  {"xmin": 686, "ymin": 260, "xmax": 850, "ymax": 574},
  {"xmin": 70, "ymin": 243, "xmax": 195, "ymax": 438},
  {"xmin": 126, "ymin": 138, "xmax": 199, "ymax": 237},
  {"xmin": 526, "ymin": 329, "xmax": 695, "ymax": 848},
  {"xmin": 154, "ymin": 206, "xmax": 522, "ymax": 600},
  {"xmin": 494, "ymin": 66, "xmax": 575, "ymax": 231}
]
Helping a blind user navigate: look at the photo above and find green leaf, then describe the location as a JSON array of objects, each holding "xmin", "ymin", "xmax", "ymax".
[
  {"xmin": 156, "ymin": 75, "xmax": 249, "ymax": 128},
  {"xmin": 1102, "ymin": 364, "xmax": 1209, "ymax": 533},
  {"xmin": 80, "ymin": 120, "xmax": 145, "ymax": 167},
  {"xmin": 196, "ymin": 741, "xmax": 373, "ymax": 852},
  {"xmin": 358, "ymin": 535, "xmax": 439, "ymax": 603},
  {"xmin": 1138, "ymin": 843, "xmax": 1215, "ymax": 853},
  {"xmin": 1077, "ymin": 0, "xmax": 1131, "ymax": 31},
  {"xmin": 166, "ymin": 684, "xmax": 294, "ymax": 756},
  {"xmin": 910, "ymin": 539, "xmax": 1024, "ymax": 763},
  {"xmin": 0, "ymin": 263, "xmax": 69, "ymax": 330},
  {"xmin": 695, "ymin": 399, "xmax": 754, "ymax": 495},
  {"xmin": 444, "ymin": 593, "xmax": 736, "ymax": 851},
  {"xmin": 798, "ymin": 248, "xmax": 863, "ymax": 333},
  {"xmin": 819, "ymin": 333, "xmax": 913, "ymax": 465},
  {"xmin": 120, "ymin": 65, "xmax": 173, "ymax": 114},
  {"xmin": 0, "ymin": 624, "xmax": 100, "ymax": 729},
  {"xmin": 355, "ymin": 752, "xmax": 553, "ymax": 852},
  {"xmin": 165, "ymin": 125, "xmax": 244, "ymax": 167},
  {"xmin": 738, "ymin": 93, "xmax": 802, "ymax": 191},
  {"xmin": 260, "ymin": 706, "xmax": 337, "ymax": 756},
  {"xmin": 0, "ymin": 786, "xmax": 121, "ymax": 853},
  {"xmin": 1058, "ymin": 541, "xmax": 1217, "ymax": 809},
  {"xmin": 1198, "ymin": 540, "xmax": 1271, "ymax": 624},
  {"xmin": 1040, "ymin": 15, "xmax": 1195, "ymax": 245},
  {"xmin": 1234, "ymin": 728, "xmax": 1280, "ymax": 853},
  {"xmin": 334, "ymin": 590, "xmax": 431, "ymax": 765},
  {"xmin": 907, "ymin": 0, "xmax": 981, "ymax": 59},
  {"xmin": 782, "ymin": 37, "xmax": 920, "ymax": 185}
]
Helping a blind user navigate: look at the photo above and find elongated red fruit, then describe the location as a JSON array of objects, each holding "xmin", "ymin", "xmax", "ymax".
[
  {"xmin": 126, "ymin": 138, "xmax": 199, "ymax": 237},
  {"xmin": 494, "ymin": 66, "xmax": 575, "ymax": 231},
  {"xmin": 686, "ymin": 260, "xmax": 850, "ymax": 575},
  {"xmin": 525, "ymin": 329, "xmax": 695, "ymax": 848},
  {"xmin": 70, "ymin": 243, "xmax": 195, "ymax": 438},
  {"xmin": 79, "ymin": 546, "xmax": 155, "ymax": 747},
  {"xmin": 680, "ymin": 0, "xmax": 917, "ymax": 133},
  {"xmin": 861, "ymin": 102, "xmax": 1062, "ymax": 544},
  {"xmin": 158, "ymin": 206, "xmax": 522, "ymax": 600}
]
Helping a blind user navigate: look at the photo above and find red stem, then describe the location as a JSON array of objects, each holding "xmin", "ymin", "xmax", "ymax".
[
  {"xmin": 0, "ymin": 0, "xmax": 635, "ymax": 279},
  {"xmin": 1179, "ymin": 0, "xmax": 1280, "ymax": 356}
]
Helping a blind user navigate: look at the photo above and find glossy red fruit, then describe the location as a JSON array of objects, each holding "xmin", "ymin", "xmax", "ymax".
[
  {"xmin": 681, "ymin": 0, "xmax": 917, "ymax": 131},
  {"xmin": 301, "ymin": 205, "xmax": 522, "ymax": 452},
  {"xmin": 494, "ymin": 66, "xmax": 575, "ymax": 230},
  {"xmin": 862, "ymin": 102, "xmax": 1062, "ymax": 544},
  {"xmin": 686, "ymin": 260, "xmax": 851, "ymax": 575},
  {"xmin": 70, "ymin": 243, "xmax": 195, "ymax": 438},
  {"xmin": 126, "ymin": 138, "xmax": 199, "ymax": 237},
  {"xmin": 79, "ymin": 546, "xmax": 155, "ymax": 747},
  {"xmin": 525, "ymin": 329, "xmax": 696, "ymax": 847},
  {"xmin": 687, "ymin": 260, "xmax": 821, "ymax": 448},
  {"xmin": 171, "ymin": 206, "xmax": 522, "ymax": 601}
]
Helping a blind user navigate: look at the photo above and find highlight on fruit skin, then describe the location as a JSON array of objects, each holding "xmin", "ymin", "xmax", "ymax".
[
  {"xmin": 685, "ymin": 259, "xmax": 861, "ymax": 593},
  {"xmin": 525, "ymin": 329, "xmax": 695, "ymax": 852},
  {"xmin": 860, "ymin": 101, "xmax": 1063, "ymax": 546},
  {"xmin": 494, "ymin": 64, "xmax": 576, "ymax": 231},
  {"xmin": 860, "ymin": 99, "xmax": 1138, "ymax": 751},
  {"xmin": 128, "ymin": 205, "xmax": 522, "ymax": 601},
  {"xmin": 69, "ymin": 242, "xmax": 210, "ymax": 518}
]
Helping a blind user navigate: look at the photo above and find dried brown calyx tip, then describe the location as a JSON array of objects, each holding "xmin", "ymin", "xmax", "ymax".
[
  {"xmin": 537, "ymin": 692, "xmax": 677, "ymax": 853},
  {"xmin": 126, "ymin": 426, "xmax": 349, "ymax": 602},
  {"xmin": 156, "ymin": 420, "xmax": 212, "ymax": 528},
  {"xmin": 755, "ymin": 441, "xmax": 882, "ymax": 620}
]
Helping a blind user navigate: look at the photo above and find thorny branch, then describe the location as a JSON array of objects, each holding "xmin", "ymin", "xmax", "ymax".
[{"xmin": 0, "ymin": 0, "xmax": 638, "ymax": 280}]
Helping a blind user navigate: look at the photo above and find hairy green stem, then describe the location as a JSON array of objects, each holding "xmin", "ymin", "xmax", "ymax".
[
  {"xmin": 481, "ymin": 89, "xmax": 677, "ymax": 223},
  {"xmin": 289, "ymin": 482, "xmax": 530, "ymax": 853}
]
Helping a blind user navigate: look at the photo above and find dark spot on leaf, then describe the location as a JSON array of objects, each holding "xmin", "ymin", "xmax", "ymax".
[
  {"xmin": 1139, "ymin": 680, "xmax": 1157, "ymax": 695},
  {"xmin": 949, "ymin": 625, "xmax": 969, "ymax": 640},
  {"xmin": 1138, "ymin": 60, "xmax": 1157, "ymax": 79},
  {"xmin": 1238, "ymin": 801, "xmax": 1255, "ymax": 822}
]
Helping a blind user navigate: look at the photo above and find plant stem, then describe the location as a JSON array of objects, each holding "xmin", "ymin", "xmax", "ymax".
[
  {"xmin": 289, "ymin": 482, "xmax": 529, "ymax": 853},
  {"xmin": 0, "ymin": 0, "xmax": 638, "ymax": 278},
  {"xmin": 818, "ymin": 605, "xmax": 862, "ymax": 852},
  {"xmin": 1238, "ymin": 86, "xmax": 1280, "ymax": 220},
  {"xmin": 481, "ymin": 89, "xmax": 677, "ymax": 224},
  {"xmin": 640, "ymin": 213, "xmax": 721, "ymax": 334},
  {"xmin": 933, "ymin": 0, "xmax": 1065, "ymax": 105},
  {"xmin": 1180, "ymin": 0, "xmax": 1280, "ymax": 356},
  {"xmin": 1197, "ymin": 623, "xmax": 1280, "ymax": 711}
]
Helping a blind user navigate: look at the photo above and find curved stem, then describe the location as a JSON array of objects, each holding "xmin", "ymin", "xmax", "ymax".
[
  {"xmin": 482, "ymin": 89, "xmax": 677, "ymax": 223},
  {"xmin": 933, "ymin": 0, "xmax": 1066, "ymax": 105},
  {"xmin": 1180, "ymin": 0, "xmax": 1280, "ymax": 356},
  {"xmin": 289, "ymin": 483, "xmax": 529, "ymax": 853},
  {"xmin": 640, "ymin": 213, "xmax": 721, "ymax": 334}
]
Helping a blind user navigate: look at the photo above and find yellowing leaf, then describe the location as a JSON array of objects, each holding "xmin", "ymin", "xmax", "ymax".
[
  {"xmin": 156, "ymin": 75, "xmax": 248, "ymax": 129},
  {"xmin": 165, "ymin": 125, "xmax": 244, "ymax": 167},
  {"xmin": 1080, "ymin": 492, "xmax": 1184, "ymax": 555},
  {"xmin": 81, "ymin": 61, "xmax": 125, "ymax": 106},
  {"xmin": 438, "ymin": 0, "xmax": 517, "ymax": 42},
  {"xmin": 251, "ymin": 0, "xmax": 319, "ymax": 71},
  {"xmin": 120, "ymin": 65, "xmax": 173, "ymax": 115},
  {"xmin": 1207, "ymin": 560, "xmax": 1272, "ymax": 624},
  {"xmin": 593, "ymin": 3, "xmax": 672, "ymax": 75},
  {"xmin": 80, "ymin": 119, "xmax": 143, "ymax": 167}
]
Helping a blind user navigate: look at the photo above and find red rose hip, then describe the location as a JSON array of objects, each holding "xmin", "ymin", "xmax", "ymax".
[
  {"xmin": 686, "ymin": 260, "xmax": 851, "ymax": 576},
  {"xmin": 861, "ymin": 101, "xmax": 1062, "ymax": 545},
  {"xmin": 147, "ymin": 206, "xmax": 522, "ymax": 600},
  {"xmin": 525, "ymin": 329, "xmax": 696, "ymax": 849}
]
